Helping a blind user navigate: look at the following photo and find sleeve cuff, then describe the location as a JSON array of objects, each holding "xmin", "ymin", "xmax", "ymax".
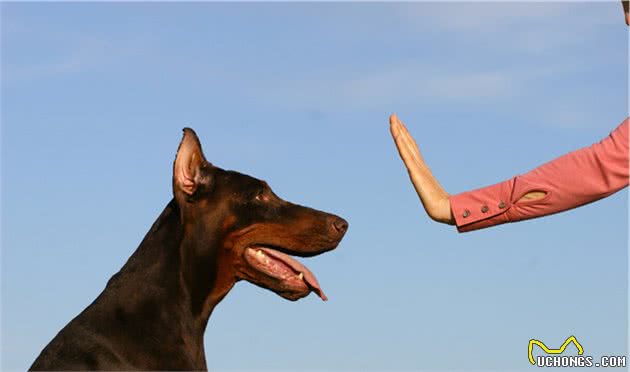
[{"xmin": 449, "ymin": 177, "xmax": 516, "ymax": 233}]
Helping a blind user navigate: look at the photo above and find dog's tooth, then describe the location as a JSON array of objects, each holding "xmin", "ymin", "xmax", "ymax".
[
  {"xmin": 298, "ymin": 272, "xmax": 303, "ymax": 280},
  {"xmin": 256, "ymin": 250, "xmax": 265, "ymax": 258}
]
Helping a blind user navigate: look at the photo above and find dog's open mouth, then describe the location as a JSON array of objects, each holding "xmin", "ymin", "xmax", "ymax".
[{"xmin": 243, "ymin": 246, "xmax": 327, "ymax": 301}]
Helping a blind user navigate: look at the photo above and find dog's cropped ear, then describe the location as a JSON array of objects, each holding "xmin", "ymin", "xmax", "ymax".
[{"xmin": 173, "ymin": 128, "xmax": 212, "ymax": 197}]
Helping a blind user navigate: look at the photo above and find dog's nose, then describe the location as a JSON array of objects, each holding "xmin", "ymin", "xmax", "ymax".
[{"xmin": 331, "ymin": 217, "xmax": 348, "ymax": 235}]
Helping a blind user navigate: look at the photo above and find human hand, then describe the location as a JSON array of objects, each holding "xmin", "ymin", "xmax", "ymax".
[{"xmin": 389, "ymin": 114, "xmax": 454, "ymax": 225}]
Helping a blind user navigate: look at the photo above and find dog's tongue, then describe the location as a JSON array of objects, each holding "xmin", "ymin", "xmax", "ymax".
[{"xmin": 259, "ymin": 247, "xmax": 328, "ymax": 301}]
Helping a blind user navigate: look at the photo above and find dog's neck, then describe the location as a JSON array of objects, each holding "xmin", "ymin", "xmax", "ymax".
[
  {"xmin": 107, "ymin": 199, "xmax": 235, "ymax": 369},
  {"xmin": 178, "ymin": 205, "xmax": 237, "ymax": 329}
]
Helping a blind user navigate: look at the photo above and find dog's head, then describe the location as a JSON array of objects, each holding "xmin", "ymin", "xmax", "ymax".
[{"xmin": 172, "ymin": 128, "xmax": 347, "ymax": 302}]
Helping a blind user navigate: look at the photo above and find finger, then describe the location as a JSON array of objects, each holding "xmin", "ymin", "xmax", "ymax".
[
  {"xmin": 391, "ymin": 114, "xmax": 418, "ymax": 156},
  {"xmin": 397, "ymin": 135, "xmax": 424, "ymax": 179},
  {"xmin": 390, "ymin": 115, "xmax": 417, "ymax": 166},
  {"xmin": 390, "ymin": 114, "xmax": 407, "ymax": 155},
  {"xmin": 390, "ymin": 116, "xmax": 425, "ymax": 178},
  {"xmin": 395, "ymin": 119, "xmax": 425, "ymax": 167},
  {"xmin": 389, "ymin": 113, "xmax": 402, "ymax": 139},
  {"xmin": 395, "ymin": 117, "xmax": 423, "ymax": 161}
]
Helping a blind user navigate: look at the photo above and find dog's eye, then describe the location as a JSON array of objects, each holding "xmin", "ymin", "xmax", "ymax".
[{"xmin": 255, "ymin": 191, "xmax": 270, "ymax": 202}]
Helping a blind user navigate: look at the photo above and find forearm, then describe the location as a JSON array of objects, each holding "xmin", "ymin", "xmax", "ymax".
[{"xmin": 451, "ymin": 118, "xmax": 629, "ymax": 232}]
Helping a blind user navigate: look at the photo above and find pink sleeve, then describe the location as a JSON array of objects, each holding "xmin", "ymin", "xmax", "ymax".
[{"xmin": 449, "ymin": 118, "xmax": 629, "ymax": 233}]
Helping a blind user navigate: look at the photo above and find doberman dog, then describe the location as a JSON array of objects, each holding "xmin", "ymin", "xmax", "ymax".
[{"xmin": 29, "ymin": 128, "xmax": 348, "ymax": 371}]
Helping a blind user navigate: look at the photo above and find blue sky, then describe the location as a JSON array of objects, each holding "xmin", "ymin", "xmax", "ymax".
[{"xmin": 1, "ymin": 2, "xmax": 627, "ymax": 371}]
